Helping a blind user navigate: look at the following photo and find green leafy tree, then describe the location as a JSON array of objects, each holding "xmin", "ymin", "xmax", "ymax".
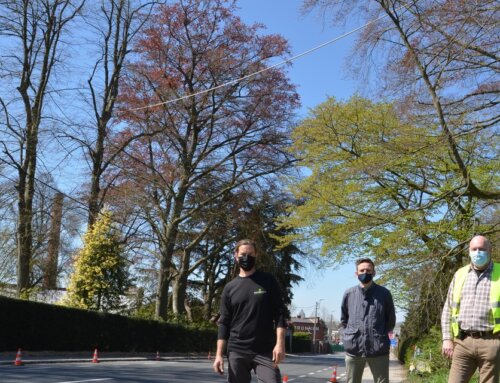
[
  {"xmin": 302, "ymin": 0, "xmax": 499, "ymax": 348},
  {"xmin": 303, "ymin": 0, "xmax": 499, "ymax": 201},
  {"xmin": 282, "ymin": 96, "xmax": 498, "ymax": 337},
  {"xmin": 64, "ymin": 210, "xmax": 131, "ymax": 312}
]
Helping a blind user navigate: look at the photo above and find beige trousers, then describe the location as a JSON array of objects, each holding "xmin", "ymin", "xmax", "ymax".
[
  {"xmin": 448, "ymin": 335, "xmax": 500, "ymax": 383},
  {"xmin": 345, "ymin": 353, "xmax": 389, "ymax": 383}
]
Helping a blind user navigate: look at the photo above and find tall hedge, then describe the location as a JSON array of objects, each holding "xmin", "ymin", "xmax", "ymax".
[{"xmin": 0, "ymin": 296, "xmax": 216, "ymax": 352}]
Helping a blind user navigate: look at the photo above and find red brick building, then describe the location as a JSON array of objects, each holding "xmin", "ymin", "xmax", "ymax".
[
  {"xmin": 289, "ymin": 310, "xmax": 330, "ymax": 354},
  {"xmin": 290, "ymin": 316, "xmax": 328, "ymax": 341}
]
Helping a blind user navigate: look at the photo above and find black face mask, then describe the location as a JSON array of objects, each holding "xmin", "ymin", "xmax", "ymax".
[
  {"xmin": 237, "ymin": 255, "xmax": 256, "ymax": 271},
  {"xmin": 358, "ymin": 273, "xmax": 373, "ymax": 284}
]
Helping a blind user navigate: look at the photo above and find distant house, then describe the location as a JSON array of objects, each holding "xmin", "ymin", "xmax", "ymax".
[{"xmin": 289, "ymin": 313, "xmax": 328, "ymax": 342}]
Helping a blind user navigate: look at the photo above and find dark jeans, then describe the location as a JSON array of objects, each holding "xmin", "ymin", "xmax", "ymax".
[{"xmin": 227, "ymin": 351, "xmax": 281, "ymax": 383}]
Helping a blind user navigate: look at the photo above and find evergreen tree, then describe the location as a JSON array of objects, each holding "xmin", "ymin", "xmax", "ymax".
[
  {"xmin": 64, "ymin": 210, "xmax": 131, "ymax": 312},
  {"xmin": 236, "ymin": 190, "xmax": 305, "ymax": 312}
]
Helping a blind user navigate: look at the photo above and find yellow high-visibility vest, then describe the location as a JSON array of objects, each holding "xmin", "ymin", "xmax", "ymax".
[{"xmin": 451, "ymin": 263, "xmax": 500, "ymax": 337}]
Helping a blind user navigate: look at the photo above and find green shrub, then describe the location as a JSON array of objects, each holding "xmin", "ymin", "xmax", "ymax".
[
  {"xmin": 285, "ymin": 332, "xmax": 312, "ymax": 353},
  {"xmin": 405, "ymin": 326, "xmax": 479, "ymax": 383},
  {"xmin": 405, "ymin": 327, "xmax": 449, "ymax": 372},
  {"xmin": 407, "ymin": 370, "xmax": 479, "ymax": 383},
  {"xmin": 293, "ymin": 331, "xmax": 311, "ymax": 340},
  {"xmin": 0, "ymin": 295, "xmax": 216, "ymax": 352}
]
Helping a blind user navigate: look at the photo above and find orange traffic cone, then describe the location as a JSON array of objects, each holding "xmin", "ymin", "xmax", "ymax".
[
  {"xmin": 329, "ymin": 364, "xmax": 338, "ymax": 382},
  {"xmin": 156, "ymin": 350, "xmax": 160, "ymax": 361},
  {"xmin": 14, "ymin": 348, "xmax": 24, "ymax": 366},
  {"xmin": 92, "ymin": 348, "xmax": 99, "ymax": 363},
  {"xmin": 282, "ymin": 375, "xmax": 288, "ymax": 382}
]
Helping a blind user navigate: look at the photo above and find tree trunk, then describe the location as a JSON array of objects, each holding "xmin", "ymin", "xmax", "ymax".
[
  {"xmin": 16, "ymin": 186, "xmax": 33, "ymax": 294},
  {"xmin": 172, "ymin": 248, "xmax": 191, "ymax": 317},
  {"xmin": 155, "ymin": 238, "xmax": 176, "ymax": 320},
  {"xmin": 202, "ymin": 255, "xmax": 218, "ymax": 321},
  {"xmin": 16, "ymin": 126, "xmax": 38, "ymax": 294},
  {"xmin": 88, "ymin": 144, "xmax": 103, "ymax": 227},
  {"xmin": 155, "ymin": 186, "xmax": 189, "ymax": 320}
]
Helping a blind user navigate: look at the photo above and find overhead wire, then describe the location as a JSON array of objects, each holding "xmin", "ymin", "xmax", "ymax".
[
  {"xmin": 129, "ymin": 12, "xmax": 391, "ymax": 111},
  {"xmin": 94, "ymin": 11, "xmax": 395, "ymax": 206},
  {"xmin": 0, "ymin": 8, "xmax": 394, "ymax": 207},
  {"xmin": 0, "ymin": 9, "xmax": 394, "ymax": 273}
]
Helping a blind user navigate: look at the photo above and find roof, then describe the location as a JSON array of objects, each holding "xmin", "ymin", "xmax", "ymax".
[{"xmin": 290, "ymin": 317, "xmax": 318, "ymax": 324}]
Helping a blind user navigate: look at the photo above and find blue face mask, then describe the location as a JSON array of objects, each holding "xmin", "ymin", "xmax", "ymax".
[{"xmin": 469, "ymin": 250, "xmax": 489, "ymax": 268}]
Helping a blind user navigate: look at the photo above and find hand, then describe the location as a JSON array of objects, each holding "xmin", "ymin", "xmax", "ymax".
[
  {"xmin": 442, "ymin": 340, "xmax": 454, "ymax": 359},
  {"xmin": 272, "ymin": 343, "xmax": 285, "ymax": 366},
  {"xmin": 213, "ymin": 355, "xmax": 224, "ymax": 375}
]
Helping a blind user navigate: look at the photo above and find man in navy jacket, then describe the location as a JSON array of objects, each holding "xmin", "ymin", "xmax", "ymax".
[{"xmin": 341, "ymin": 258, "xmax": 396, "ymax": 383}]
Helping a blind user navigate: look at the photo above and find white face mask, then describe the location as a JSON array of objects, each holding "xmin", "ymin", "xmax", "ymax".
[{"xmin": 469, "ymin": 250, "xmax": 489, "ymax": 268}]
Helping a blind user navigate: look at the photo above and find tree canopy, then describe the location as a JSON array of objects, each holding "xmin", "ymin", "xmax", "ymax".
[
  {"xmin": 300, "ymin": 0, "xmax": 499, "ymax": 338},
  {"xmin": 282, "ymin": 95, "xmax": 499, "ymax": 335}
]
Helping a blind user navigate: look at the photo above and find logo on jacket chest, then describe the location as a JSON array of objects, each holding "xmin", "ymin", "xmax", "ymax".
[{"xmin": 254, "ymin": 288, "xmax": 267, "ymax": 295}]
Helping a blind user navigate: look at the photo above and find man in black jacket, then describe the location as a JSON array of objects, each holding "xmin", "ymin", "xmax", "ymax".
[
  {"xmin": 341, "ymin": 258, "xmax": 396, "ymax": 383},
  {"xmin": 213, "ymin": 239, "xmax": 286, "ymax": 383}
]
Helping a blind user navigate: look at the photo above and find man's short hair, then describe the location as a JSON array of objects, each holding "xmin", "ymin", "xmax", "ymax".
[
  {"xmin": 234, "ymin": 239, "xmax": 257, "ymax": 254},
  {"xmin": 356, "ymin": 258, "xmax": 375, "ymax": 269},
  {"xmin": 470, "ymin": 235, "xmax": 491, "ymax": 251}
]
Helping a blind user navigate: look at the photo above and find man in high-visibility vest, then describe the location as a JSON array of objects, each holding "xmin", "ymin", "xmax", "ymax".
[{"xmin": 441, "ymin": 235, "xmax": 500, "ymax": 383}]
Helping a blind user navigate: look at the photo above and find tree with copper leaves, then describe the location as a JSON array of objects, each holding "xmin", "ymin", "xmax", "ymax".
[{"xmin": 112, "ymin": 0, "xmax": 299, "ymax": 319}]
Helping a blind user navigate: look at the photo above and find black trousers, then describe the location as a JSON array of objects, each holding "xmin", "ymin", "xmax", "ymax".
[{"xmin": 227, "ymin": 351, "xmax": 281, "ymax": 383}]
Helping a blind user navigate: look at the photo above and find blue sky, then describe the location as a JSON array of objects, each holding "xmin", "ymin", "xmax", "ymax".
[
  {"xmin": 236, "ymin": 0, "xmax": 406, "ymax": 323},
  {"xmin": 237, "ymin": 0, "xmax": 358, "ymax": 115}
]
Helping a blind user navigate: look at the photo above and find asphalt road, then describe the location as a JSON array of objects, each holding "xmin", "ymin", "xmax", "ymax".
[{"xmin": 0, "ymin": 354, "xmax": 346, "ymax": 383}]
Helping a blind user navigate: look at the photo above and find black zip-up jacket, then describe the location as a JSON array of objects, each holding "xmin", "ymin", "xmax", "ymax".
[
  {"xmin": 217, "ymin": 270, "xmax": 286, "ymax": 354},
  {"xmin": 340, "ymin": 282, "xmax": 396, "ymax": 357}
]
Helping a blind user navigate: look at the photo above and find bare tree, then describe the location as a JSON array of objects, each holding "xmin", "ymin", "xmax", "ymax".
[
  {"xmin": 81, "ymin": 0, "xmax": 157, "ymax": 227},
  {"xmin": 0, "ymin": 0, "xmax": 84, "ymax": 294}
]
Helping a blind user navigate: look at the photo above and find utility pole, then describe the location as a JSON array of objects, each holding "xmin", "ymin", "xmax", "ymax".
[
  {"xmin": 312, "ymin": 299, "xmax": 323, "ymax": 353},
  {"xmin": 330, "ymin": 313, "xmax": 333, "ymax": 342}
]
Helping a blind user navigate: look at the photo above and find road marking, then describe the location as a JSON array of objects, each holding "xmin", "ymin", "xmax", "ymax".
[{"xmin": 57, "ymin": 379, "xmax": 113, "ymax": 383}]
